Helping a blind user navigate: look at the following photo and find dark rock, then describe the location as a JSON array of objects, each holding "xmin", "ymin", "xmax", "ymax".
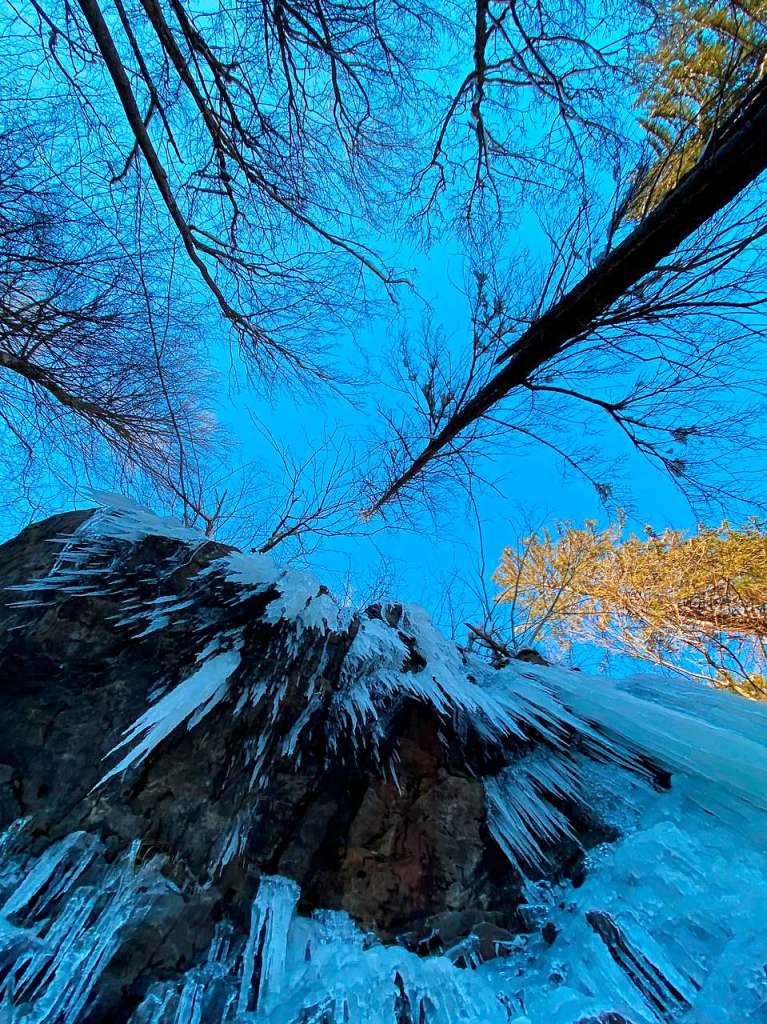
[
  {"xmin": 0, "ymin": 509, "xmax": 627, "ymax": 1014},
  {"xmin": 541, "ymin": 921, "xmax": 558, "ymax": 945},
  {"xmin": 576, "ymin": 1014, "xmax": 635, "ymax": 1024},
  {"xmin": 471, "ymin": 921, "xmax": 519, "ymax": 961},
  {"xmin": 0, "ymin": 513, "xmax": 522, "ymax": 942}
]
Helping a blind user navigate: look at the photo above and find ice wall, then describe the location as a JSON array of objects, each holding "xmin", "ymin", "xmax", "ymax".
[
  {"xmin": 2, "ymin": 493, "xmax": 767, "ymax": 1023},
  {"xmin": 2, "ymin": 770, "xmax": 767, "ymax": 1024}
]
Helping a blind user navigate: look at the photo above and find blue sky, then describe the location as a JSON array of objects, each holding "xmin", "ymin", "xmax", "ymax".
[
  {"xmin": 163, "ymin": 236, "xmax": 699, "ymax": 636},
  {"xmin": 1, "ymin": 0, "xmax": 752, "ymax": 666},
  {"xmin": 0, "ymin": 210, "xmax": 701, "ymax": 647}
]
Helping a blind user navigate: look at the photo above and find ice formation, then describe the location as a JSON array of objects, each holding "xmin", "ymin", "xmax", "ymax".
[
  {"xmin": 0, "ymin": 830, "xmax": 172, "ymax": 1023},
  {"xmin": 2, "ymin": 493, "xmax": 767, "ymax": 1023},
  {"xmin": 97, "ymin": 646, "xmax": 242, "ymax": 788}
]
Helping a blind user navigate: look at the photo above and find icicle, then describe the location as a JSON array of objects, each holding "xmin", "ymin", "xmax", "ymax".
[
  {"xmin": 498, "ymin": 664, "xmax": 767, "ymax": 818},
  {"xmin": 211, "ymin": 816, "xmax": 251, "ymax": 874},
  {"xmin": 9, "ymin": 494, "xmax": 767, "ymax": 1024},
  {"xmin": 171, "ymin": 974, "xmax": 205, "ymax": 1024},
  {"xmin": 98, "ymin": 647, "xmax": 242, "ymax": 788},
  {"xmin": 237, "ymin": 875, "xmax": 299, "ymax": 1015},
  {"xmin": 1, "ymin": 832, "xmax": 98, "ymax": 920},
  {"xmin": 1, "ymin": 838, "xmax": 171, "ymax": 1023},
  {"xmin": 484, "ymin": 753, "xmax": 581, "ymax": 871}
]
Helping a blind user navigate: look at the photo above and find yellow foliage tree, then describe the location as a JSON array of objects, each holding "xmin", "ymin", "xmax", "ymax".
[
  {"xmin": 493, "ymin": 520, "xmax": 767, "ymax": 697},
  {"xmin": 630, "ymin": 0, "xmax": 767, "ymax": 217}
]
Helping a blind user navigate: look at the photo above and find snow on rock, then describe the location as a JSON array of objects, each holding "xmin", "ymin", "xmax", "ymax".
[
  {"xmin": 8, "ymin": 491, "xmax": 338, "ymax": 638},
  {"xmin": 199, "ymin": 551, "xmax": 339, "ymax": 633},
  {"xmin": 3, "ymin": 494, "xmax": 767, "ymax": 1023},
  {"xmin": 98, "ymin": 644, "xmax": 243, "ymax": 787},
  {"xmin": 12, "ymin": 491, "xmax": 766, "ymax": 822}
]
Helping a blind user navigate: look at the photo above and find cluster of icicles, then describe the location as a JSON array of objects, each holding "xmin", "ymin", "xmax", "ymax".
[
  {"xmin": 2, "ymin": 494, "xmax": 767, "ymax": 1022},
  {"xmin": 0, "ymin": 821, "xmax": 508, "ymax": 1023},
  {"xmin": 2, "ymin": 771, "xmax": 767, "ymax": 1024}
]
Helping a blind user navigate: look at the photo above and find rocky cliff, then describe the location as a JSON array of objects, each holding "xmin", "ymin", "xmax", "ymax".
[{"xmin": 1, "ymin": 496, "xmax": 767, "ymax": 1023}]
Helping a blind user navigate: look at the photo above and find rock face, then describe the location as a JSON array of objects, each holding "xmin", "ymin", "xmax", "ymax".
[
  {"xmin": 0, "ymin": 511, "xmax": 522, "ymax": 947},
  {"xmin": 0, "ymin": 506, "xmax": 532, "ymax": 1019},
  {"xmin": 2, "ymin": 497, "xmax": 767, "ymax": 1024}
]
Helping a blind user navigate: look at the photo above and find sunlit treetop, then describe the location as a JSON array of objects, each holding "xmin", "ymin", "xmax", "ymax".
[
  {"xmin": 631, "ymin": 0, "xmax": 767, "ymax": 216},
  {"xmin": 494, "ymin": 518, "xmax": 767, "ymax": 696}
]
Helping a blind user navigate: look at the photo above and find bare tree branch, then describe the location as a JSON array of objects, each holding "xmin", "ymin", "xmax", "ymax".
[{"xmin": 367, "ymin": 78, "xmax": 767, "ymax": 514}]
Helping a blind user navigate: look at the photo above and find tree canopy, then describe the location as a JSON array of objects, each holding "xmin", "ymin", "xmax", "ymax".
[
  {"xmin": 494, "ymin": 519, "xmax": 767, "ymax": 696},
  {"xmin": 632, "ymin": 0, "xmax": 767, "ymax": 216},
  {"xmin": 2, "ymin": 0, "xmax": 767, "ymax": 628}
]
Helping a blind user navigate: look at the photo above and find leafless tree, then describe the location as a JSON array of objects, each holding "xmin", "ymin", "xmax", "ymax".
[
  {"xmin": 366, "ymin": 256, "xmax": 624, "ymax": 519},
  {"xmin": 252, "ymin": 423, "xmax": 363, "ymax": 556},
  {"xmin": 4, "ymin": 0, "xmax": 432, "ymax": 380},
  {"xmin": 367, "ymin": 78, "xmax": 767, "ymax": 518},
  {"xmin": 145, "ymin": 417, "xmax": 382, "ymax": 564},
  {"xmin": 3, "ymin": 0, "xmax": 767, "ymax": 576},
  {"xmin": 0, "ymin": 120, "xmax": 213, "ymax": 524},
  {"xmin": 409, "ymin": 0, "xmax": 653, "ymax": 234}
]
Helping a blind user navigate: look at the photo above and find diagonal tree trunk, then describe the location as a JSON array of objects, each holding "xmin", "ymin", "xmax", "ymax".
[{"xmin": 367, "ymin": 78, "xmax": 767, "ymax": 514}]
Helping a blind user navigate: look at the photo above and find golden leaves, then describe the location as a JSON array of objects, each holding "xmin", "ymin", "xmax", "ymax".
[
  {"xmin": 630, "ymin": 0, "xmax": 767, "ymax": 217},
  {"xmin": 494, "ymin": 518, "xmax": 767, "ymax": 696}
]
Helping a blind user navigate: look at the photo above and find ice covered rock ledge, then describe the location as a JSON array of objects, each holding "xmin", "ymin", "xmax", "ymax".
[{"xmin": 1, "ymin": 494, "xmax": 767, "ymax": 1023}]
